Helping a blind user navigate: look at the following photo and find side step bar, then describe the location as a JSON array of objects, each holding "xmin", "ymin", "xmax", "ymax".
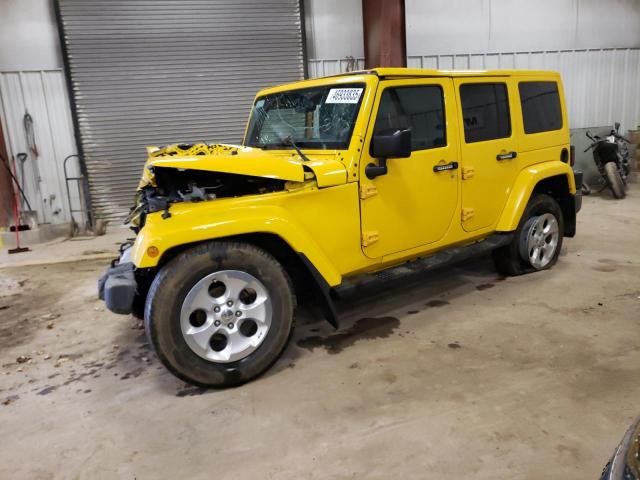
[{"xmin": 333, "ymin": 233, "xmax": 513, "ymax": 299}]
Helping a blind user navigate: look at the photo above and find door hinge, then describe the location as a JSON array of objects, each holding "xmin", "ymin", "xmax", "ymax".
[
  {"xmin": 462, "ymin": 167, "xmax": 475, "ymax": 180},
  {"xmin": 362, "ymin": 231, "xmax": 379, "ymax": 247},
  {"xmin": 461, "ymin": 208, "xmax": 475, "ymax": 222},
  {"xmin": 359, "ymin": 184, "xmax": 378, "ymax": 200}
]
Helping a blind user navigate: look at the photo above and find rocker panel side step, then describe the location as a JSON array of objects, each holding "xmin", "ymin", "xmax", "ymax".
[{"xmin": 334, "ymin": 234, "xmax": 513, "ymax": 299}]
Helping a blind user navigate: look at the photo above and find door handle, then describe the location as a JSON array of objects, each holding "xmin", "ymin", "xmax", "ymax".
[
  {"xmin": 433, "ymin": 161, "xmax": 459, "ymax": 172},
  {"xmin": 497, "ymin": 151, "xmax": 517, "ymax": 161}
]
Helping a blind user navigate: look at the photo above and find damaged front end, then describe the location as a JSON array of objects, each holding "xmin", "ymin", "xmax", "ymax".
[
  {"xmin": 100, "ymin": 142, "xmax": 318, "ymax": 316},
  {"xmin": 125, "ymin": 142, "xmax": 311, "ymax": 232},
  {"xmin": 100, "ymin": 141, "xmax": 346, "ymax": 316},
  {"xmin": 125, "ymin": 166, "xmax": 290, "ymax": 232}
]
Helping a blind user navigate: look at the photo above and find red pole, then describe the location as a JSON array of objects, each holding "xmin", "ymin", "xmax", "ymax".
[
  {"xmin": 11, "ymin": 155, "xmax": 21, "ymax": 248},
  {"xmin": 0, "ymin": 122, "xmax": 14, "ymax": 228},
  {"xmin": 8, "ymin": 155, "xmax": 29, "ymax": 253}
]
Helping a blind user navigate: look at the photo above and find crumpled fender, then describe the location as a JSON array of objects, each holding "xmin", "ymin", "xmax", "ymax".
[
  {"xmin": 302, "ymin": 159, "xmax": 346, "ymax": 187},
  {"xmin": 130, "ymin": 200, "xmax": 343, "ymax": 286},
  {"xmin": 496, "ymin": 161, "xmax": 576, "ymax": 232}
]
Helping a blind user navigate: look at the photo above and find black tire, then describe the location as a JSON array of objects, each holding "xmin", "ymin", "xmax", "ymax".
[
  {"xmin": 492, "ymin": 194, "xmax": 564, "ymax": 276},
  {"xmin": 131, "ymin": 294, "xmax": 145, "ymax": 320},
  {"xmin": 131, "ymin": 273, "xmax": 153, "ymax": 320},
  {"xmin": 604, "ymin": 161, "xmax": 626, "ymax": 199},
  {"xmin": 144, "ymin": 241, "xmax": 296, "ymax": 388}
]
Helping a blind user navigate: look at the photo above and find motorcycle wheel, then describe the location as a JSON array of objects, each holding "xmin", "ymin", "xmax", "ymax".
[{"xmin": 604, "ymin": 161, "xmax": 626, "ymax": 199}]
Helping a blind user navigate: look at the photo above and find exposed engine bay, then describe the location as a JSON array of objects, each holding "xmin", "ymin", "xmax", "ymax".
[
  {"xmin": 153, "ymin": 166, "xmax": 285, "ymax": 204},
  {"xmin": 124, "ymin": 142, "xmax": 347, "ymax": 232},
  {"xmin": 126, "ymin": 162, "xmax": 287, "ymax": 232}
]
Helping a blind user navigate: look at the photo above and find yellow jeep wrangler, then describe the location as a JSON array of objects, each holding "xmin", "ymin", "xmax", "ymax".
[{"xmin": 98, "ymin": 68, "xmax": 581, "ymax": 388}]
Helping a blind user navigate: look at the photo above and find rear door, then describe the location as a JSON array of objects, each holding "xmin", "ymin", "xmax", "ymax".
[
  {"xmin": 454, "ymin": 78, "xmax": 520, "ymax": 232},
  {"xmin": 514, "ymin": 76, "xmax": 570, "ymax": 169}
]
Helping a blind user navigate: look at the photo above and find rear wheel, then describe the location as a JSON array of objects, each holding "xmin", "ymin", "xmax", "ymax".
[
  {"xmin": 604, "ymin": 161, "xmax": 626, "ymax": 199},
  {"xmin": 145, "ymin": 242, "xmax": 295, "ymax": 388},
  {"xmin": 493, "ymin": 194, "xmax": 564, "ymax": 276}
]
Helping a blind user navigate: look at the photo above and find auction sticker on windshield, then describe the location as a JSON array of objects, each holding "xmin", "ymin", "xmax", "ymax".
[{"xmin": 326, "ymin": 88, "xmax": 363, "ymax": 104}]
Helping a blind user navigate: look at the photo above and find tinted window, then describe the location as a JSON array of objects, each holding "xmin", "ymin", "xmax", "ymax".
[
  {"xmin": 460, "ymin": 83, "xmax": 511, "ymax": 143},
  {"xmin": 373, "ymin": 86, "xmax": 446, "ymax": 151},
  {"xmin": 519, "ymin": 81, "xmax": 562, "ymax": 134}
]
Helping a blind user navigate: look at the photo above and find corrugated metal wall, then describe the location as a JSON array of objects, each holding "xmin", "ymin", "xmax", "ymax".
[
  {"xmin": 307, "ymin": 58, "xmax": 366, "ymax": 78},
  {"xmin": 57, "ymin": 0, "xmax": 306, "ymax": 222},
  {"xmin": 0, "ymin": 69, "xmax": 80, "ymax": 225},
  {"xmin": 308, "ymin": 48, "xmax": 640, "ymax": 134},
  {"xmin": 407, "ymin": 48, "xmax": 640, "ymax": 133}
]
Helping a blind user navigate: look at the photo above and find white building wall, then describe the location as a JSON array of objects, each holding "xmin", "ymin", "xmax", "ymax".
[
  {"xmin": 0, "ymin": 0, "xmax": 64, "ymax": 71},
  {"xmin": 304, "ymin": 0, "xmax": 365, "ymax": 76},
  {"xmin": 405, "ymin": 0, "xmax": 640, "ymax": 55},
  {"xmin": 305, "ymin": 0, "xmax": 640, "ymax": 132},
  {"xmin": 404, "ymin": 0, "xmax": 640, "ymax": 131},
  {"xmin": 407, "ymin": 48, "xmax": 640, "ymax": 131},
  {"xmin": 0, "ymin": 0, "xmax": 80, "ymax": 226}
]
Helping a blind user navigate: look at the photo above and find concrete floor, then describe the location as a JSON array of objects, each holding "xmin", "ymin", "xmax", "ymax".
[
  {"xmin": 0, "ymin": 227, "xmax": 129, "ymax": 269},
  {"xmin": 1, "ymin": 184, "xmax": 639, "ymax": 480}
]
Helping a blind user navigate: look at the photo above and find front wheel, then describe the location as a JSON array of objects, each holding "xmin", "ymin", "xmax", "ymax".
[
  {"xmin": 493, "ymin": 194, "xmax": 564, "ymax": 276},
  {"xmin": 145, "ymin": 242, "xmax": 296, "ymax": 388},
  {"xmin": 604, "ymin": 161, "xmax": 626, "ymax": 199}
]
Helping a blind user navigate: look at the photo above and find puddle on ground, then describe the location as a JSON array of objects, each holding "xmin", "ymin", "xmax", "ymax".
[
  {"xmin": 176, "ymin": 386, "xmax": 208, "ymax": 397},
  {"xmin": 37, "ymin": 385, "xmax": 57, "ymax": 396},
  {"xmin": 297, "ymin": 316, "xmax": 399, "ymax": 354},
  {"xmin": 592, "ymin": 266, "xmax": 616, "ymax": 273},
  {"xmin": 597, "ymin": 258, "xmax": 617, "ymax": 264},
  {"xmin": 425, "ymin": 299, "xmax": 450, "ymax": 307}
]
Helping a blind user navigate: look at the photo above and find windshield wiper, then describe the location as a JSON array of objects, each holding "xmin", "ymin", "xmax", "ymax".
[
  {"xmin": 255, "ymin": 136, "xmax": 312, "ymax": 160},
  {"xmin": 284, "ymin": 135, "xmax": 311, "ymax": 162}
]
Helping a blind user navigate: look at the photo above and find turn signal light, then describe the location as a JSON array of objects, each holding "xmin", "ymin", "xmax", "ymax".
[{"xmin": 147, "ymin": 246, "xmax": 159, "ymax": 258}]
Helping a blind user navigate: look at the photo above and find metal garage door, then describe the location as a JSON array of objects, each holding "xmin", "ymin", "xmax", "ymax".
[{"xmin": 56, "ymin": 0, "xmax": 306, "ymax": 222}]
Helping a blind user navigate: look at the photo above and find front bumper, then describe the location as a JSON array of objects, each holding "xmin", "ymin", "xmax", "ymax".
[{"xmin": 98, "ymin": 254, "xmax": 137, "ymax": 315}]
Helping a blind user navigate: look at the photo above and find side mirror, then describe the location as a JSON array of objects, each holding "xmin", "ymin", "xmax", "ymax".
[
  {"xmin": 615, "ymin": 122, "xmax": 621, "ymax": 132},
  {"xmin": 366, "ymin": 128, "xmax": 411, "ymax": 179},
  {"xmin": 371, "ymin": 128, "xmax": 411, "ymax": 159}
]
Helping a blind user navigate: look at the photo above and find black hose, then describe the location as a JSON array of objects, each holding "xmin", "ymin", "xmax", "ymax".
[
  {"xmin": 0, "ymin": 152, "xmax": 33, "ymax": 212},
  {"xmin": 24, "ymin": 112, "xmax": 38, "ymax": 157}
]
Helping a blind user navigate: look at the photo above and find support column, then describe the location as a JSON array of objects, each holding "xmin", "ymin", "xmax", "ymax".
[
  {"xmin": 0, "ymin": 120, "xmax": 14, "ymax": 228},
  {"xmin": 362, "ymin": 0, "xmax": 406, "ymax": 69}
]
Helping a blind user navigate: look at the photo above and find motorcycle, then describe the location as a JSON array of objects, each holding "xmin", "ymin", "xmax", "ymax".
[
  {"xmin": 612, "ymin": 122, "xmax": 632, "ymax": 180},
  {"xmin": 584, "ymin": 122, "xmax": 631, "ymax": 199}
]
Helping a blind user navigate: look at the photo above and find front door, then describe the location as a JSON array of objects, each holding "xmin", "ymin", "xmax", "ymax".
[
  {"xmin": 359, "ymin": 78, "xmax": 459, "ymax": 259},
  {"xmin": 454, "ymin": 78, "xmax": 520, "ymax": 232}
]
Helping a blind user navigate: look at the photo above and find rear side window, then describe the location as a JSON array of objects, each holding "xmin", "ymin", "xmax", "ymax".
[
  {"xmin": 460, "ymin": 83, "xmax": 511, "ymax": 143},
  {"xmin": 373, "ymin": 86, "xmax": 446, "ymax": 151},
  {"xmin": 519, "ymin": 81, "xmax": 563, "ymax": 134}
]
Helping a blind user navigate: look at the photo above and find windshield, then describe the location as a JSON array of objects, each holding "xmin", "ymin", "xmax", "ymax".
[{"xmin": 244, "ymin": 83, "xmax": 365, "ymax": 150}]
